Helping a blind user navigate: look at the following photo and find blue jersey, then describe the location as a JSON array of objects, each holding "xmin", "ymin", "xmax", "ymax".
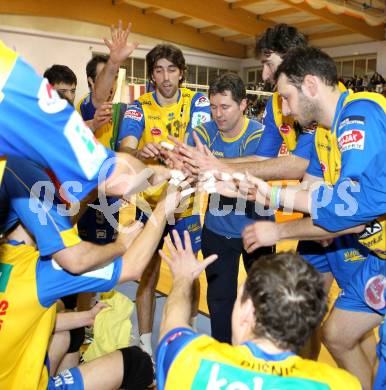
[
  {"xmin": 256, "ymin": 95, "xmax": 314, "ymax": 160},
  {"xmin": 78, "ymin": 93, "xmax": 95, "ymax": 121},
  {"xmin": 311, "ymin": 92, "xmax": 386, "ymax": 231},
  {"xmin": 156, "ymin": 327, "xmax": 361, "ymax": 390},
  {"xmin": 0, "ymin": 42, "xmax": 115, "ymax": 200},
  {"xmin": 188, "ymin": 118, "xmax": 265, "ymax": 238},
  {"xmin": 0, "ymin": 156, "xmax": 81, "ymax": 256}
]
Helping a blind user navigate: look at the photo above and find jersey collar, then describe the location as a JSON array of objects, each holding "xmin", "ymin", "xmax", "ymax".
[
  {"xmin": 332, "ymin": 90, "xmax": 350, "ymax": 133},
  {"xmin": 244, "ymin": 341, "xmax": 296, "ymax": 362}
]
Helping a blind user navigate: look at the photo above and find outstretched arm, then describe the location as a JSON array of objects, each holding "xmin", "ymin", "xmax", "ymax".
[
  {"xmin": 158, "ymin": 230, "xmax": 217, "ymax": 340},
  {"xmin": 93, "ymin": 20, "xmax": 138, "ymax": 107}
]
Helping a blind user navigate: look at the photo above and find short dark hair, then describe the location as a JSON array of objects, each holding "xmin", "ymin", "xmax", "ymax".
[
  {"xmin": 146, "ymin": 44, "xmax": 186, "ymax": 85},
  {"xmin": 256, "ymin": 24, "xmax": 307, "ymax": 58},
  {"xmin": 208, "ymin": 73, "xmax": 246, "ymax": 105},
  {"xmin": 43, "ymin": 65, "xmax": 77, "ymax": 86},
  {"xmin": 86, "ymin": 55, "xmax": 108, "ymax": 88},
  {"xmin": 242, "ymin": 252, "xmax": 327, "ymax": 353},
  {"xmin": 275, "ymin": 46, "xmax": 338, "ymax": 88}
]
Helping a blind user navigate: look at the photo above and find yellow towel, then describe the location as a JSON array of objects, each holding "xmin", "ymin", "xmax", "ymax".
[{"xmin": 83, "ymin": 290, "xmax": 134, "ymax": 362}]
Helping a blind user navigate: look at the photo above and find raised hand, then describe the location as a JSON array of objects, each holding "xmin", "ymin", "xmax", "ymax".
[
  {"xmin": 160, "ymin": 230, "xmax": 218, "ymax": 280},
  {"xmin": 104, "ymin": 20, "xmax": 139, "ymax": 66}
]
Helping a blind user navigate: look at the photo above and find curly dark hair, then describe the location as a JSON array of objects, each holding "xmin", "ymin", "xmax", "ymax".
[
  {"xmin": 146, "ymin": 44, "xmax": 186, "ymax": 85},
  {"xmin": 255, "ymin": 24, "xmax": 307, "ymax": 58},
  {"xmin": 208, "ymin": 73, "xmax": 246, "ymax": 105},
  {"xmin": 275, "ymin": 46, "xmax": 338, "ymax": 88},
  {"xmin": 242, "ymin": 252, "xmax": 327, "ymax": 353}
]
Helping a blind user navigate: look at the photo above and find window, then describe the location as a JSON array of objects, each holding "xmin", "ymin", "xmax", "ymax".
[
  {"xmin": 197, "ymin": 66, "xmax": 208, "ymax": 85},
  {"xmin": 133, "ymin": 58, "xmax": 145, "ymax": 83}
]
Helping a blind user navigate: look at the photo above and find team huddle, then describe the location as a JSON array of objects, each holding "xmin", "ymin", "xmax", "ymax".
[{"xmin": 0, "ymin": 20, "xmax": 385, "ymax": 390}]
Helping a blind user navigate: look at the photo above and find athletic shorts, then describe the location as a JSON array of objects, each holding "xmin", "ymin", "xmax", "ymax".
[
  {"xmin": 48, "ymin": 368, "xmax": 83, "ymax": 390},
  {"xmin": 324, "ymin": 235, "xmax": 368, "ymax": 289},
  {"xmin": 335, "ymin": 253, "xmax": 386, "ymax": 315},
  {"xmin": 136, "ymin": 209, "xmax": 201, "ymax": 253}
]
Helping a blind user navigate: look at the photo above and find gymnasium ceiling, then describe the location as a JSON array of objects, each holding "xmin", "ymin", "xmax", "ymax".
[{"xmin": 1, "ymin": 0, "xmax": 385, "ymax": 58}]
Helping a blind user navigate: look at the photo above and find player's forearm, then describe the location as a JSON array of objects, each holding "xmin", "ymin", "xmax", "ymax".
[
  {"xmin": 93, "ymin": 58, "xmax": 119, "ymax": 107},
  {"xmin": 277, "ymin": 217, "xmax": 365, "ymax": 241},
  {"xmin": 54, "ymin": 311, "xmax": 94, "ymax": 332},
  {"xmin": 120, "ymin": 205, "xmax": 167, "ymax": 281},
  {"xmin": 224, "ymin": 155, "xmax": 267, "ymax": 165},
  {"xmin": 232, "ymin": 155, "xmax": 308, "ymax": 180},
  {"xmin": 159, "ymin": 277, "xmax": 193, "ymax": 340},
  {"xmin": 54, "ymin": 239, "xmax": 126, "ymax": 274},
  {"xmin": 101, "ymin": 152, "xmax": 154, "ymax": 197}
]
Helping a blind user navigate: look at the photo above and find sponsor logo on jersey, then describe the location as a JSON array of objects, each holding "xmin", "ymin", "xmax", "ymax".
[
  {"xmin": 148, "ymin": 115, "xmax": 161, "ymax": 120},
  {"xmin": 166, "ymin": 331, "xmax": 184, "ymax": 344},
  {"xmin": 0, "ymin": 299, "xmax": 9, "ymax": 331},
  {"xmin": 124, "ymin": 109, "xmax": 143, "ymax": 121},
  {"xmin": 338, "ymin": 129, "xmax": 365, "ymax": 152},
  {"xmin": 168, "ymin": 112, "xmax": 175, "ymax": 121},
  {"xmin": 38, "ymin": 79, "xmax": 67, "ymax": 114},
  {"xmin": 141, "ymin": 100, "xmax": 152, "ymax": 105},
  {"xmin": 358, "ymin": 221, "xmax": 382, "ymax": 239},
  {"xmin": 195, "ymin": 95, "xmax": 210, "ymax": 107},
  {"xmin": 192, "ymin": 112, "xmax": 211, "ymax": 128},
  {"xmin": 0, "ymin": 263, "xmax": 12, "ymax": 293},
  {"xmin": 365, "ymin": 274, "xmax": 385, "ymax": 310},
  {"xmin": 338, "ymin": 115, "xmax": 365, "ymax": 130},
  {"xmin": 279, "ymin": 123, "xmax": 291, "ymax": 135},
  {"xmin": 320, "ymin": 161, "xmax": 327, "ymax": 173},
  {"xmin": 64, "ymin": 112, "xmax": 108, "ymax": 180},
  {"xmin": 151, "ymin": 128, "xmax": 162, "ymax": 136}
]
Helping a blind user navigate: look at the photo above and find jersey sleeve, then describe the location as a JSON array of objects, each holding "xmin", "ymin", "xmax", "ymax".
[
  {"xmin": 156, "ymin": 327, "xmax": 200, "ymax": 390},
  {"xmin": 312, "ymin": 101, "xmax": 386, "ymax": 231},
  {"xmin": 255, "ymin": 97, "xmax": 283, "ymax": 158},
  {"xmin": 0, "ymin": 44, "xmax": 115, "ymax": 200},
  {"xmin": 78, "ymin": 94, "xmax": 96, "ymax": 121},
  {"xmin": 187, "ymin": 125, "xmax": 211, "ymax": 148},
  {"xmin": 305, "ymin": 140, "xmax": 324, "ymax": 178},
  {"xmin": 36, "ymin": 256, "xmax": 122, "ymax": 307},
  {"xmin": 118, "ymin": 102, "xmax": 146, "ymax": 144},
  {"xmin": 1, "ymin": 156, "xmax": 81, "ymax": 256},
  {"xmin": 292, "ymin": 132, "xmax": 314, "ymax": 160},
  {"xmin": 186, "ymin": 93, "xmax": 211, "ymax": 137}
]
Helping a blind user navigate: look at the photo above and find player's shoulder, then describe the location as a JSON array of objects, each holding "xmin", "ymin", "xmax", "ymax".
[
  {"xmin": 186, "ymin": 88, "xmax": 210, "ymax": 109},
  {"xmin": 246, "ymin": 118, "xmax": 263, "ymax": 132}
]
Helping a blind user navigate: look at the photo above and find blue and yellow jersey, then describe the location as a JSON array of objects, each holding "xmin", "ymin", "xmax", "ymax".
[
  {"xmin": 156, "ymin": 328, "xmax": 361, "ymax": 390},
  {"xmin": 188, "ymin": 118, "xmax": 265, "ymax": 238},
  {"xmin": 77, "ymin": 93, "xmax": 115, "ymax": 149},
  {"xmin": 257, "ymin": 83, "xmax": 346, "ymax": 160},
  {"xmin": 0, "ymin": 156, "xmax": 80, "ymax": 256},
  {"xmin": 0, "ymin": 41, "xmax": 114, "ymax": 199},
  {"xmin": 0, "ymin": 240, "xmax": 122, "ymax": 390},
  {"xmin": 118, "ymin": 88, "xmax": 211, "ymax": 214},
  {"xmin": 309, "ymin": 91, "xmax": 386, "ymax": 259},
  {"xmin": 256, "ymin": 92, "xmax": 314, "ymax": 160},
  {"xmin": 118, "ymin": 88, "xmax": 211, "ymax": 147}
]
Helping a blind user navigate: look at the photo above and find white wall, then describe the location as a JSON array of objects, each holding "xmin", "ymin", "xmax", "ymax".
[
  {"xmin": 324, "ymin": 41, "xmax": 386, "ymax": 77},
  {"xmin": 0, "ymin": 15, "xmax": 242, "ymax": 102}
]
